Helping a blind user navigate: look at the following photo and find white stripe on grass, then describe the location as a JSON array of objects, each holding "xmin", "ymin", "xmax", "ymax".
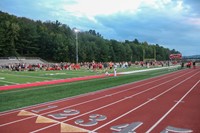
[
  {"xmin": 0, "ymin": 73, "xmax": 57, "ymax": 80},
  {"xmin": 0, "ymin": 80, "xmax": 19, "ymax": 84}
]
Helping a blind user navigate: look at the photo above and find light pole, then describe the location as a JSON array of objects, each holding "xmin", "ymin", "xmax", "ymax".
[
  {"xmin": 143, "ymin": 48, "xmax": 145, "ymax": 61},
  {"xmin": 74, "ymin": 28, "xmax": 79, "ymax": 64}
]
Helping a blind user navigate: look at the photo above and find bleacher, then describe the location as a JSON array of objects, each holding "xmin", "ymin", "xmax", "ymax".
[{"xmin": 0, "ymin": 57, "xmax": 47, "ymax": 65}]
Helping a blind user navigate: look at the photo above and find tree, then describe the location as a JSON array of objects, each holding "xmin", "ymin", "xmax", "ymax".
[
  {"xmin": 133, "ymin": 38, "xmax": 139, "ymax": 44},
  {"xmin": 3, "ymin": 21, "xmax": 20, "ymax": 56},
  {"xmin": 0, "ymin": 11, "xmax": 180, "ymax": 62}
]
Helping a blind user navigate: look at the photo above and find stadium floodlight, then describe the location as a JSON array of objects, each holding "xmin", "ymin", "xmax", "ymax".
[{"xmin": 74, "ymin": 28, "xmax": 79, "ymax": 64}]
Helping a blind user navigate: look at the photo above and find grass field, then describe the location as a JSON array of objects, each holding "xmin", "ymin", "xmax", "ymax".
[
  {"xmin": 0, "ymin": 66, "xmax": 150, "ymax": 86},
  {"xmin": 0, "ymin": 66, "xmax": 179, "ymax": 112}
]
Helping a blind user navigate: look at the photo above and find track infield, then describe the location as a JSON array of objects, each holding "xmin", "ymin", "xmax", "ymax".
[{"xmin": 0, "ymin": 68, "xmax": 199, "ymax": 133}]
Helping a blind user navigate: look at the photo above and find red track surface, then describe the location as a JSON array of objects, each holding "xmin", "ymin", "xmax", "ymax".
[{"xmin": 0, "ymin": 68, "xmax": 199, "ymax": 133}]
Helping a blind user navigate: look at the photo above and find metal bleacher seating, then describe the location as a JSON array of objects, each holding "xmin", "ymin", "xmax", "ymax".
[{"xmin": 0, "ymin": 57, "xmax": 47, "ymax": 65}]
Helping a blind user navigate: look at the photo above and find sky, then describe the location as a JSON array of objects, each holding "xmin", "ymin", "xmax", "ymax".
[{"xmin": 0, "ymin": 0, "xmax": 200, "ymax": 56}]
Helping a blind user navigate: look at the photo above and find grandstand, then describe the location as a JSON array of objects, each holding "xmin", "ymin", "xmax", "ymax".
[{"xmin": 0, "ymin": 57, "xmax": 47, "ymax": 65}]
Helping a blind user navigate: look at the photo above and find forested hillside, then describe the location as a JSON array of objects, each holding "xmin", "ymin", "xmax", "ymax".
[{"xmin": 0, "ymin": 11, "xmax": 180, "ymax": 62}]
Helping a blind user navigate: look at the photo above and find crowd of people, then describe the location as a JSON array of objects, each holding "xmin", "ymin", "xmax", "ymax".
[
  {"xmin": 0, "ymin": 60, "xmax": 184, "ymax": 71},
  {"xmin": 0, "ymin": 60, "xmax": 197, "ymax": 72}
]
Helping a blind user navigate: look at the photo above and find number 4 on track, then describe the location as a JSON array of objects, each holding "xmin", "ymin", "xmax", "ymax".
[{"xmin": 110, "ymin": 122, "xmax": 143, "ymax": 133}]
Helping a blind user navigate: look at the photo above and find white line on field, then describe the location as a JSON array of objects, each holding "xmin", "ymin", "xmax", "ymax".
[
  {"xmin": 0, "ymin": 80, "xmax": 18, "ymax": 84},
  {"xmin": 0, "ymin": 73, "xmax": 57, "ymax": 80}
]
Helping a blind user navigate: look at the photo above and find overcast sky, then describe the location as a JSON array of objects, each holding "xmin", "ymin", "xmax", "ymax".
[{"xmin": 0, "ymin": 0, "xmax": 199, "ymax": 56}]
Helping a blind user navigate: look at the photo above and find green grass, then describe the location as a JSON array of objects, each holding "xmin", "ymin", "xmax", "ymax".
[
  {"xmin": 0, "ymin": 68, "xmax": 178, "ymax": 112},
  {"xmin": 0, "ymin": 66, "xmax": 150, "ymax": 86},
  {"xmin": 0, "ymin": 69, "xmax": 96, "ymax": 85}
]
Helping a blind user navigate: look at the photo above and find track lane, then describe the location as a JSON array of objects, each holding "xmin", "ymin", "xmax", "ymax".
[
  {"xmin": 92, "ymin": 69, "xmax": 199, "ymax": 133},
  {"xmin": 28, "ymin": 70, "xmax": 199, "ymax": 133},
  {"xmin": 147, "ymin": 80, "xmax": 200, "ymax": 133},
  {"xmin": 0, "ymin": 68, "xmax": 198, "ymax": 133}
]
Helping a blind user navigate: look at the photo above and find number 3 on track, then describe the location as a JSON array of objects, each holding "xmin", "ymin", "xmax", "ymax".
[{"xmin": 75, "ymin": 114, "xmax": 107, "ymax": 127}]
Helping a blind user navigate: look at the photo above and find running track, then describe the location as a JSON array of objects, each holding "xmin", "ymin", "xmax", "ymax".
[{"xmin": 0, "ymin": 68, "xmax": 199, "ymax": 133}]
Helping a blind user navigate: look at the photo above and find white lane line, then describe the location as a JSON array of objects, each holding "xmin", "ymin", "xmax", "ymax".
[
  {"xmin": 30, "ymin": 71, "xmax": 199, "ymax": 133},
  {"xmin": 0, "ymin": 69, "xmax": 193, "ymax": 127},
  {"xmin": 91, "ymin": 72, "xmax": 199, "ymax": 132},
  {"xmin": 146, "ymin": 80, "xmax": 200, "ymax": 133},
  {"xmin": 0, "ymin": 69, "xmax": 185, "ymax": 116}
]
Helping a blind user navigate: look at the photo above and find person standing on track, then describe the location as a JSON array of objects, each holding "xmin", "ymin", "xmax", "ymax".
[
  {"xmin": 181, "ymin": 62, "xmax": 184, "ymax": 69},
  {"xmin": 193, "ymin": 61, "xmax": 196, "ymax": 69}
]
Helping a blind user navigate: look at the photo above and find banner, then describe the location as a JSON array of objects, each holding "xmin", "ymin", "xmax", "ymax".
[{"xmin": 169, "ymin": 54, "xmax": 182, "ymax": 59}]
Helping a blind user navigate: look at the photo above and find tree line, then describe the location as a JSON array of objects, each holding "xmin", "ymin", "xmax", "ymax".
[{"xmin": 0, "ymin": 11, "xmax": 180, "ymax": 63}]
